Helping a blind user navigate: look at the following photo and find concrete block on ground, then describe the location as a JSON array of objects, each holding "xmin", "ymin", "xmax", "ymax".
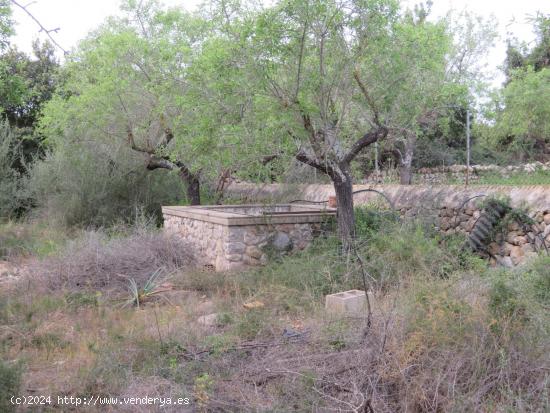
[{"xmin": 325, "ymin": 290, "xmax": 371, "ymax": 315}]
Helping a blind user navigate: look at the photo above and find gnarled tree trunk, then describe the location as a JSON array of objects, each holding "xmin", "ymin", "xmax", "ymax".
[
  {"xmin": 331, "ymin": 169, "xmax": 355, "ymax": 250},
  {"xmin": 179, "ymin": 165, "xmax": 201, "ymax": 205},
  {"xmin": 396, "ymin": 131, "xmax": 417, "ymax": 185}
]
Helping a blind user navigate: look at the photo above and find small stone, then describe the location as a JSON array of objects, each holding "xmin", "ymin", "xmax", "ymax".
[
  {"xmin": 225, "ymin": 254, "xmax": 243, "ymax": 262},
  {"xmin": 515, "ymin": 236, "xmax": 528, "ymax": 245},
  {"xmin": 544, "ymin": 214, "xmax": 550, "ymax": 225},
  {"xmin": 246, "ymin": 246, "xmax": 263, "ymax": 259},
  {"xmin": 225, "ymin": 242, "xmax": 246, "ymax": 254},
  {"xmin": 508, "ymin": 221, "xmax": 520, "ymax": 231},
  {"xmin": 506, "ymin": 231, "xmax": 519, "ymax": 244},
  {"xmin": 488, "ymin": 242, "xmax": 501, "ymax": 256},
  {"xmin": 197, "ymin": 313, "xmax": 220, "ymax": 327},
  {"xmin": 496, "ymin": 256, "xmax": 514, "ymax": 268}
]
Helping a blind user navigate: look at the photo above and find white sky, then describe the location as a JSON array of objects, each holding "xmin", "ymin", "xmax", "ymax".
[{"xmin": 10, "ymin": 0, "xmax": 550, "ymax": 87}]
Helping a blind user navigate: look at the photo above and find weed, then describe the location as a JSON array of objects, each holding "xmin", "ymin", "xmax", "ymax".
[
  {"xmin": 193, "ymin": 373, "xmax": 214, "ymax": 412},
  {"xmin": 0, "ymin": 360, "xmax": 21, "ymax": 413}
]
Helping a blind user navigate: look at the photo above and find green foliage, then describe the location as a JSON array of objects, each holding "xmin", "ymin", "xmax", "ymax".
[
  {"xmin": 0, "ymin": 121, "xmax": 32, "ymax": 219},
  {"xmin": 354, "ymin": 205, "xmax": 399, "ymax": 237},
  {"xmin": 28, "ymin": 139, "xmax": 185, "ymax": 227},
  {"xmin": 494, "ymin": 67, "xmax": 550, "ymax": 159},
  {"xmin": 0, "ymin": 0, "xmax": 11, "ymax": 50},
  {"xmin": 0, "ymin": 221, "xmax": 67, "ymax": 259},
  {"xmin": 489, "ymin": 278, "xmax": 524, "ymax": 320},
  {"xmin": 527, "ymin": 256, "xmax": 550, "ymax": 305},
  {"xmin": 0, "ymin": 360, "xmax": 21, "ymax": 413}
]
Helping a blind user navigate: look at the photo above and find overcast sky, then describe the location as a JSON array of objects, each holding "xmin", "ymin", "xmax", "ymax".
[{"xmin": 10, "ymin": 0, "xmax": 550, "ymax": 87}]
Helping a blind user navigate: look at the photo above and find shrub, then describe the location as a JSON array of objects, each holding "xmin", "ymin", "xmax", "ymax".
[
  {"xmin": 37, "ymin": 222, "xmax": 194, "ymax": 295},
  {"xmin": 0, "ymin": 121, "xmax": 28, "ymax": 219},
  {"xmin": 27, "ymin": 139, "xmax": 186, "ymax": 227},
  {"xmin": 528, "ymin": 256, "xmax": 550, "ymax": 304}
]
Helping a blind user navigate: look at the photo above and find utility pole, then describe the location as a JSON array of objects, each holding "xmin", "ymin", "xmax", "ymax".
[
  {"xmin": 374, "ymin": 142, "xmax": 379, "ymax": 174},
  {"xmin": 465, "ymin": 109, "xmax": 470, "ymax": 187}
]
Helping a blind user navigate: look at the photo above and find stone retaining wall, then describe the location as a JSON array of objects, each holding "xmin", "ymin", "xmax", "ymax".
[{"xmin": 226, "ymin": 184, "xmax": 550, "ymax": 266}]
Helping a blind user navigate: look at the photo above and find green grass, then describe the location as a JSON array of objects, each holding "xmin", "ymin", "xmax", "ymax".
[
  {"xmin": 450, "ymin": 168, "xmax": 550, "ymax": 185},
  {"xmin": 0, "ymin": 221, "xmax": 70, "ymax": 259}
]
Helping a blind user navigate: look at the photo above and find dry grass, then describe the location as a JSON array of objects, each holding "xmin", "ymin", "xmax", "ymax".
[
  {"xmin": 1, "ymin": 220, "xmax": 548, "ymax": 412},
  {"xmin": 36, "ymin": 226, "xmax": 194, "ymax": 295}
]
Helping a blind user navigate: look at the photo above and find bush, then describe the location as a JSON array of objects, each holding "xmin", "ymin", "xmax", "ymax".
[
  {"xmin": 0, "ymin": 121, "xmax": 28, "ymax": 219},
  {"xmin": 27, "ymin": 139, "xmax": 187, "ymax": 227},
  {"xmin": 37, "ymin": 222, "xmax": 194, "ymax": 295},
  {"xmin": 529, "ymin": 256, "xmax": 550, "ymax": 304}
]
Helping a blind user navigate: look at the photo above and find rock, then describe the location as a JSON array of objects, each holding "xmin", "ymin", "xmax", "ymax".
[
  {"xmin": 196, "ymin": 300, "xmax": 215, "ymax": 314},
  {"xmin": 509, "ymin": 245, "xmax": 525, "ymax": 265},
  {"xmin": 225, "ymin": 242, "xmax": 246, "ymax": 254},
  {"xmin": 496, "ymin": 256, "xmax": 514, "ymax": 268},
  {"xmin": 544, "ymin": 214, "xmax": 550, "ymax": 225},
  {"xmin": 514, "ymin": 236, "xmax": 528, "ymax": 245},
  {"xmin": 197, "ymin": 313, "xmax": 220, "ymax": 327},
  {"xmin": 506, "ymin": 231, "xmax": 519, "ymax": 244},
  {"xmin": 243, "ymin": 255, "xmax": 262, "ymax": 266},
  {"xmin": 246, "ymin": 246, "xmax": 263, "ymax": 259},
  {"xmin": 521, "ymin": 243, "xmax": 534, "ymax": 254},
  {"xmin": 503, "ymin": 242, "xmax": 514, "ymax": 255},
  {"xmin": 271, "ymin": 232, "xmax": 292, "ymax": 251},
  {"xmin": 243, "ymin": 300, "xmax": 264, "ymax": 309},
  {"xmin": 225, "ymin": 254, "xmax": 242, "ymax": 262},
  {"xmin": 508, "ymin": 222, "xmax": 520, "ymax": 231},
  {"xmin": 488, "ymin": 242, "xmax": 501, "ymax": 256}
]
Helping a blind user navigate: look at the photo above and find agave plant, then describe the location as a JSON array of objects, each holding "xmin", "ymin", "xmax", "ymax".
[{"xmin": 123, "ymin": 268, "xmax": 167, "ymax": 308}]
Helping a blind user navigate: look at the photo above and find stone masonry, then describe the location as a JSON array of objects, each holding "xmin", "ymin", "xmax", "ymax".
[
  {"xmin": 162, "ymin": 205, "xmax": 335, "ymax": 271},
  {"xmin": 226, "ymin": 183, "xmax": 550, "ymax": 266}
]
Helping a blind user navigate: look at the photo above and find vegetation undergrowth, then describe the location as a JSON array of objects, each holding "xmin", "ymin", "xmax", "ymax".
[{"xmin": 0, "ymin": 212, "xmax": 548, "ymax": 412}]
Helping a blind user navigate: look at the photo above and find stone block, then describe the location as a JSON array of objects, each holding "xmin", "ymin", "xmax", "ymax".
[
  {"xmin": 271, "ymin": 232, "xmax": 292, "ymax": 251},
  {"xmin": 246, "ymin": 246, "xmax": 263, "ymax": 259},
  {"xmin": 225, "ymin": 254, "xmax": 243, "ymax": 262},
  {"xmin": 225, "ymin": 242, "xmax": 246, "ymax": 254},
  {"xmin": 325, "ymin": 290, "xmax": 371, "ymax": 315}
]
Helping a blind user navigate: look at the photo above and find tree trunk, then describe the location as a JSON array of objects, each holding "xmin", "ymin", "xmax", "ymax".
[
  {"xmin": 180, "ymin": 167, "xmax": 201, "ymax": 205},
  {"xmin": 399, "ymin": 162, "xmax": 412, "ymax": 185},
  {"xmin": 398, "ymin": 132, "xmax": 416, "ymax": 185},
  {"xmin": 331, "ymin": 169, "xmax": 355, "ymax": 251}
]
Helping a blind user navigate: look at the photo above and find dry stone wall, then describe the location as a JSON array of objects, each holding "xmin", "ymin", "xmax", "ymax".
[{"xmin": 226, "ymin": 183, "xmax": 550, "ymax": 266}]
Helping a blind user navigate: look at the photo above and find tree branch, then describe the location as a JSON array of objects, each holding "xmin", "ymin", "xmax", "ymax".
[
  {"xmin": 296, "ymin": 150, "xmax": 329, "ymax": 174},
  {"xmin": 343, "ymin": 126, "xmax": 388, "ymax": 165},
  {"xmin": 10, "ymin": 0, "xmax": 68, "ymax": 55},
  {"xmin": 353, "ymin": 69, "xmax": 381, "ymax": 126}
]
